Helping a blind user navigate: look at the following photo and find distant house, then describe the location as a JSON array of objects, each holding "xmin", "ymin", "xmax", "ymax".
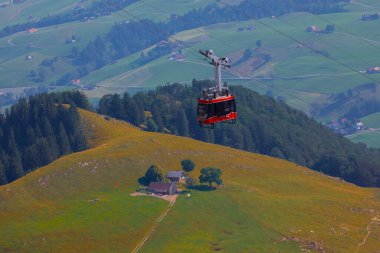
[
  {"xmin": 148, "ymin": 182, "xmax": 177, "ymax": 195},
  {"xmin": 306, "ymin": 26, "xmax": 319, "ymax": 33},
  {"xmin": 167, "ymin": 171, "xmax": 185, "ymax": 182},
  {"xmin": 71, "ymin": 79, "xmax": 81, "ymax": 85},
  {"xmin": 27, "ymin": 28, "xmax": 38, "ymax": 33},
  {"xmin": 366, "ymin": 67, "xmax": 380, "ymax": 74},
  {"xmin": 25, "ymin": 54, "xmax": 33, "ymax": 60},
  {"xmin": 169, "ymin": 52, "xmax": 185, "ymax": 61}
]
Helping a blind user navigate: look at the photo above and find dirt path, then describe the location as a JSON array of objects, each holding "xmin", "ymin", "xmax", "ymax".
[
  {"xmin": 355, "ymin": 213, "xmax": 380, "ymax": 253},
  {"xmin": 131, "ymin": 199, "xmax": 176, "ymax": 253},
  {"xmin": 350, "ymin": 0, "xmax": 374, "ymax": 8},
  {"xmin": 346, "ymin": 128, "xmax": 380, "ymax": 138}
]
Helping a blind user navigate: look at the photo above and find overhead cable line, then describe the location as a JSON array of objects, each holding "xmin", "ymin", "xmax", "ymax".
[
  {"xmin": 110, "ymin": 0, "xmax": 318, "ymax": 106},
  {"xmin": 277, "ymin": 16, "xmax": 376, "ymax": 67},
  {"xmin": 308, "ymin": 11, "xmax": 380, "ymax": 52},
  {"xmin": 218, "ymin": 0, "xmax": 380, "ymax": 85},
  {"xmin": 98, "ymin": 0, "xmax": 330, "ymax": 105}
]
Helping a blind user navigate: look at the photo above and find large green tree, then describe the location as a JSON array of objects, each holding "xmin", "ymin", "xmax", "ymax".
[
  {"xmin": 140, "ymin": 165, "xmax": 165, "ymax": 185},
  {"xmin": 181, "ymin": 159, "xmax": 195, "ymax": 173},
  {"xmin": 199, "ymin": 167, "xmax": 223, "ymax": 187}
]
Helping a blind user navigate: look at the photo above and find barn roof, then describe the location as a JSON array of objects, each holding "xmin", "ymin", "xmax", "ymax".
[
  {"xmin": 167, "ymin": 171, "xmax": 183, "ymax": 178},
  {"xmin": 148, "ymin": 182, "xmax": 174, "ymax": 192}
]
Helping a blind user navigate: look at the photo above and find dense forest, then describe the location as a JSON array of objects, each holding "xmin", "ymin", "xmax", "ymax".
[
  {"xmin": 98, "ymin": 80, "xmax": 380, "ymax": 187},
  {"xmin": 0, "ymin": 91, "xmax": 90, "ymax": 185},
  {"xmin": 57, "ymin": 0, "xmax": 347, "ymax": 84}
]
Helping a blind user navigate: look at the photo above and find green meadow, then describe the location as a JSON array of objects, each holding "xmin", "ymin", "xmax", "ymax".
[{"xmin": 347, "ymin": 112, "xmax": 380, "ymax": 148}]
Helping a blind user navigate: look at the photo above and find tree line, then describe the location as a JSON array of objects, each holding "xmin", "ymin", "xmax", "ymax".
[
  {"xmin": 56, "ymin": 0, "xmax": 347, "ymax": 85},
  {"xmin": 98, "ymin": 80, "xmax": 380, "ymax": 187},
  {"xmin": 0, "ymin": 91, "xmax": 89, "ymax": 185}
]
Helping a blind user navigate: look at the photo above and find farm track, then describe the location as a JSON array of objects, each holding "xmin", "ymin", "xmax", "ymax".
[
  {"xmin": 131, "ymin": 200, "xmax": 176, "ymax": 253},
  {"xmin": 346, "ymin": 128, "xmax": 380, "ymax": 138},
  {"xmin": 354, "ymin": 213, "xmax": 380, "ymax": 253}
]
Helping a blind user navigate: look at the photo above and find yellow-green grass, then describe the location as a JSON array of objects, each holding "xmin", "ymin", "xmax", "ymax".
[{"xmin": 0, "ymin": 109, "xmax": 379, "ymax": 252}]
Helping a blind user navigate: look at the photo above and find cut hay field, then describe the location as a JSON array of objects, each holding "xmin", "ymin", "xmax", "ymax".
[{"xmin": 0, "ymin": 109, "xmax": 379, "ymax": 252}]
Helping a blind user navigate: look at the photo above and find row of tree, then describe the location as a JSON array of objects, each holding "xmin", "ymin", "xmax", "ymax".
[
  {"xmin": 0, "ymin": 91, "xmax": 89, "ymax": 185},
  {"xmin": 98, "ymin": 80, "xmax": 380, "ymax": 187},
  {"xmin": 140, "ymin": 160, "xmax": 223, "ymax": 188}
]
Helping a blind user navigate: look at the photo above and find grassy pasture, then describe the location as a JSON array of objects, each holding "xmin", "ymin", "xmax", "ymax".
[
  {"xmin": 347, "ymin": 130, "xmax": 380, "ymax": 148},
  {"xmin": 0, "ymin": 0, "xmax": 80, "ymax": 29},
  {"xmin": 348, "ymin": 112, "xmax": 380, "ymax": 148},
  {"xmin": 83, "ymin": 8, "xmax": 380, "ymax": 100},
  {"xmin": 0, "ymin": 109, "xmax": 379, "ymax": 252},
  {"xmin": 362, "ymin": 112, "xmax": 380, "ymax": 128}
]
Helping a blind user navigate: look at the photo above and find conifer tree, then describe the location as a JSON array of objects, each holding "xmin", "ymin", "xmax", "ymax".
[
  {"xmin": 0, "ymin": 161, "xmax": 7, "ymax": 185},
  {"xmin": 177, "ymin": 109, "xmax": 189, "ymax": 137},
  {"xmin": 57, "ymin": 122, "xmax": 71, "ymax": 155}
]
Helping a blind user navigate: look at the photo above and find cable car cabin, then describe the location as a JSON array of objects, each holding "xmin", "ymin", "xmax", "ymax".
[{"xmin": 197, "ymin": 95, "xmax": 237, "ymax": 128}]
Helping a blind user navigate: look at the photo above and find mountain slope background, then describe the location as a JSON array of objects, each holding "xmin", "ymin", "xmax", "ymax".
[
  {"xmin": 97, "ymin": 81, "xmax": 380, "ymax": 187},
  {"xmin": 0, "ymin": 109, "xmax": 379, "ymax": 252},
  {"xmin": 1, "ymin": 0, "xmax": 380, "ymax": 148}
]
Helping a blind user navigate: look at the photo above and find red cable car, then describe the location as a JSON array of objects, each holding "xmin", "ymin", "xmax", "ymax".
[{"xmin": 197, "ymin": 50, "xmax": 237, "ymax": 128}]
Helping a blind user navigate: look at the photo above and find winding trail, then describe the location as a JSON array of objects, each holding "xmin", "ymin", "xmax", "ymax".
[
  {"xmin": 7, "ymin": 38, "xmax": 15, "ymax": 46},
  {"xmin": 131, "ymin": 199, "xmax": 176, "ymax": 253},
  {"xmin": 355, "ymin": 214, "xmax": 380, "ymax": 253}
]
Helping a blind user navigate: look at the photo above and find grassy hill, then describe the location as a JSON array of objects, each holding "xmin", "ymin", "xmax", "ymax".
[{"xmin": 0, "ymin": 109, "xmax": 379, "ymax": 252}]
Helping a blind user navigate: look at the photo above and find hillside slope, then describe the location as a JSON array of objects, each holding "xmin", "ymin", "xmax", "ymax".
[{"xmin": 0, "ymin": 109, "xmax": 379, "ymax": 252}]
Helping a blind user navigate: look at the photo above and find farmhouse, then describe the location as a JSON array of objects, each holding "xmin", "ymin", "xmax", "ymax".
[
  {"xmin": 366, "ymin": 67, "xmax": 380, "ymax": 74},
  {"xmin": 148, "ymin": 182, "xmax": 177, "ymax": 195},
  {"xmin": 167, "ymin": 171, "xmax": 185, "ymax": 182},
  {"xmin": 71, "ymin": 79, "xmax": 81, "ymax": 85},
  {"xmin": 27, "ymin": 28, "xmax": 38, "ymax": 33},
  {"xmin": 306, "ymin": 25, "xmax": 319, "ymax": 33}
]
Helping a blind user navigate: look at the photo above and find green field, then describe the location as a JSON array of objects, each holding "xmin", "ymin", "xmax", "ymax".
[
  {"xmin": 0, "ymin": 109, "xmax": 379, "ymax": 252},
  {"xmin": 80, "ymin": 7, "xmax": 380, "ymax": 111},
  {"xmin": 362, "ymin": 112, "xmax": 380, "ymax": 128},
  {"xmin": 2, "ymin": 0, "xmax": 380, "ymax": 99},
  {"xmin": 347, "ymin": 112, "xmax": 380, "ymax": 148},
  {"xmin": 0, "ymin": 0, "xmax": 81, "ymax": 29}
]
